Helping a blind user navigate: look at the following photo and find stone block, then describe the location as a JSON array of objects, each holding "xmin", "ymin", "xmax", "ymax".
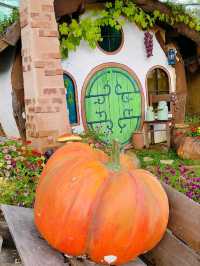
[
  {"xmin": 45, "ymin": 69, "xmax": 57, "ymax": 76},
  {"xmin": 42, "ymin": 53, "xmax": 62, "ymax": 60},
  {"xmin": 34, "ymin": 61, "xmax": 45, "ymax": 68},
  {"xmin": 43, "ymin": 88, "xmax": 57, "ymax": 95},
  {"xmin": 31, "ymin": 21, "xmax": 51, "ymax": 28},
  {"xmin": 41, "ymin": 5, "xmax": 54, "ymax": 13},
  {"xmin": 20, "ymin": 18, "xmax": 28, "ymax": 29},
  {"xmin": 39, "ymin": 30, "xmax": 59, "ymax": 37},
  {"xmin": 52, "ymin": 98, "xmax": 63, "ymax": 104},
  {"xmin": 59, "ymin": 88, "xmax": 66, "ymax": 95}
]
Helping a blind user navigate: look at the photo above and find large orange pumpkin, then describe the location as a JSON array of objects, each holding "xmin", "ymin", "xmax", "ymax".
[{"xmin": 34, "ymin": 142, "xmax": 169, "ymax": 265}]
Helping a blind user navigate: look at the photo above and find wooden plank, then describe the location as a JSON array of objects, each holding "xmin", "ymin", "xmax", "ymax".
[
  {"xmin": 0, "ymin": 248, "xmax": 22, "ymax": 265},
  {"xmin": 144, "ymin": 230, "xmax": 200, "ymax": 266},
  {"xmin": 162, "ymin": 183, "xmax": 200, "ymax": 253},
  {"xmin": 1, "ymin": 205, "xmax": 66, "ymax": 266},
  {"xmin": 54, "ymin": 0, "xmax": 85, "ymax": 16},
  {"xmin": 1, "ymin": 205, "xmax": 146, "ymax": 266},
  {"xmin": 68, "ymin": 257, "xmax": 146, "ymax": 266},
  {"xmin": 3, "ymin": 21, "xmax": 20, "ymax": 46},
  {"xmin": 0, "ymin": 39, "xmax": 8, "ymax": 52},
  {"xmin": 0, "ymin": 234, "xmax": 3, "ymax": 252}
]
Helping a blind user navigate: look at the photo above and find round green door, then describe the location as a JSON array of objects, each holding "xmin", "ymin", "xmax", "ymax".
[{"xmin": 84, "ymin": 66, "xmax": 142, "ymax": 145}]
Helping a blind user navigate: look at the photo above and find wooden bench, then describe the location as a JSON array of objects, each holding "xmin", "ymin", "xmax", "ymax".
[{"xmin": 0, "ymin": 205, "xmax": 147, "ymax": 266}]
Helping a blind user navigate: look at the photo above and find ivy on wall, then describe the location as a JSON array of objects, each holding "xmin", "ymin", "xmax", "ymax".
[
  {"xmin": 59, "ymin": 0, "xmax": 200, "ymax": 59},
  {"xmin": 0, "ymin": 8, "xmax": 19, "ymax": 37}
]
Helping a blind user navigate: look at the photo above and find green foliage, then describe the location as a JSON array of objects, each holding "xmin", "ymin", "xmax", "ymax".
[
  {"xmin": 0, "ymin": 138, "xmax": 45, "ymax": 207},
  {"xmin": 185, "ymin": 114, "xmax": 200, "ymax": 125},
  {"xmin": 0, "ymin": 8, "xmax": 19, "ymax": 36},
  {"xmin": 134, "ymin": 148, "xmax": 200, "ymax": 203},
  {"xmin": 59, "ymin": 0, "xmax": 200, "ymax": 58}
]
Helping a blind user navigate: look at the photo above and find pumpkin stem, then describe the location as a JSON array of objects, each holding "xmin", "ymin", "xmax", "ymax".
[{"xmin": 107, "ymin": 139, "xmax": 121, "ymax": 171}]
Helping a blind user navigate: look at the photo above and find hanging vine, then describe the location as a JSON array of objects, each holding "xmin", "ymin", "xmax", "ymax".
[{"xmin": 59, "ymin": 0, "xmax": 200, "ymax": 59}]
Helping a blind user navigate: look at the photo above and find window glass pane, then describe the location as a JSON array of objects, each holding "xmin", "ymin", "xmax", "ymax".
[
  {"xmin": 63, "ymin": 74, "xmax": 78, "ymax": 125},
  {"xmin": 98, "ymin": 25, "xmax": 122, "ymax": 53},
  {"xmin": 147, "ymin": 68, "xmax": 169, "ymax": 95},
  {"xmin": 147, "ymin": 68, "xmax": 170, "ymax": 110}
]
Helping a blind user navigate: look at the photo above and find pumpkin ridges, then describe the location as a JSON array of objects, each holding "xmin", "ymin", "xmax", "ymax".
[
  {"xmin": 118, "ymin": 173, "xmax": 153, "ymax": 263},
  {"xmin": 87, "ymin": 171, "xmax": 148, "ymax": 264},
  {"xmin": 34, "ymin": 143, "xmax": 169, "ymax": 265},
  {"xmin": 129, "ymin": 170, "xmax": 169, "ymax": 252},
  {"xmin": 44, "ymin": 142, "xmax": 108, "ymax": 176},
  {"xmin": 35, "ymin": 159, "xmax": 109, "ymax": 255}
]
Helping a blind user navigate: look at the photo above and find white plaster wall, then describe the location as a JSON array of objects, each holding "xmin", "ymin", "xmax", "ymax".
[
  {"xmin": 62, "ymin": 19, "xmax": 176, "ymax": 138},
  {"xmin": 0, "ymin": 47, "xmax": 20, "ymax": 137}
]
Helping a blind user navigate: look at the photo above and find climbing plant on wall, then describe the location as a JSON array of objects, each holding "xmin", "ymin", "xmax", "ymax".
[{"xmin": 59, "ymin": 0, "xmax": 200, "ymax": 59}]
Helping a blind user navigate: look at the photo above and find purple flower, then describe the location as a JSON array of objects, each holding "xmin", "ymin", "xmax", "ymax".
[
  {"xmin": 11, "ymin": 160, "xmax": 16, "ymax": 167},
  {"xmin": 191, "ymin": 177, "xmax": 200, "ymax": 182},
  {"xmin": 186, "ymin": 191, "xmax": 194, "ymax": 199}
]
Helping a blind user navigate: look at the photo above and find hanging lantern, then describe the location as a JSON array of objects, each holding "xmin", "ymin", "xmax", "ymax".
[{"xmin": 167, "ymin": 49, "xmax": 176, "ymax": 65}]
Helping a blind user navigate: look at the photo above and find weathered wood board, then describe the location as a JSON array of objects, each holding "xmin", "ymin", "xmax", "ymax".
[
  {"xmin": 162, "ymin": 182, "xmax": 200, "ymax": 253},
  {"xmin": 1, "ymin": 205, "xmax": 146, "ymax": 266},
  {"xmin": 0, "ymin": 234, "xmax": 3, "ymax": 252},
  {"xmin": 1, "ymin": 205, "xmax": 67, "ymax": 266},
  {"xmin": 144, "ymin": 229, "xmax": 200, "ymax": 266}
]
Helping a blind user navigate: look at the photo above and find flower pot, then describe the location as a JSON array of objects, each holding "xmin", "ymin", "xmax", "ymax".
[
  {"xmin": 172, "ymin": 124, "xmax": 190, "ymax": 149},
  {"xmin": 132, "ymin": 131, "xmax": 145, "ymax": 150}
]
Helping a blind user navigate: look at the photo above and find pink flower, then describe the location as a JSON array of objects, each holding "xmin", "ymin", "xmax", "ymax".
[
  {"xmin": 4, "ymin": 154, "xmax": 11, "ymax": 160},
  {"xmin": 2, "ymin": 148, "xmax": 9, "ymax": 154},
  {"xmin": 7, "ymin": 160, "xmax": 12, "ymax": 165},
  {"xmin": 10, "ymin": 145, "xmax": 17, "ymax": 151}
]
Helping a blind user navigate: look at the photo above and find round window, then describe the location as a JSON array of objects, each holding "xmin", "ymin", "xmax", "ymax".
[{"xmin": 98, "ymin": 25, "xmax": 123, "ymax": 53}]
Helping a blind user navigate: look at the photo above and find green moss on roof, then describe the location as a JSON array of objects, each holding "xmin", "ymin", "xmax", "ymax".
[{"xmin": 0, "ymin": 7, "xmax": 19, "ymax": 37}]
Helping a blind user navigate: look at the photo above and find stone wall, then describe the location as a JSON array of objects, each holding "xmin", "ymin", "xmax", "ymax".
[{"xmin": 20, "ymin": 0, "xmax": 71, "ymax": 151}]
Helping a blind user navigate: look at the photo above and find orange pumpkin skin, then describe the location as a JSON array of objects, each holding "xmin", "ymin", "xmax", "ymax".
[{"xmin": 34, "ymin": 142, "xmax": 169, "ymax": 265}]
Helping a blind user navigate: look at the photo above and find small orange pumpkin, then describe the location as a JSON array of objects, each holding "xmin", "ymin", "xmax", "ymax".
[
  {"xmin": 177, "ymin": 136, "xmax": 200, "ymax": 160},
  {"xmin": 34, "ymin": 142, "xmax": 169, "ymax": 265}
]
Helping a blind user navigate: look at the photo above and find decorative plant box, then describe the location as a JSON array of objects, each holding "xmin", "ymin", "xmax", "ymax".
[{"xmin": 143, "ymin": 183, "xmax": 200, "ymax": 266}]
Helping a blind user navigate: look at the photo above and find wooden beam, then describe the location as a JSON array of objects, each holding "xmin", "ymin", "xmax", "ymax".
[
  {"xmin": 144, "ymin": 229, "xmax": 200, "ymax": 266},
  {"xmin": 162, "ymin": 182, "xmax": 200, "ymax": 253},
  {"xmin": 54, "ymin": 0, "xmax": 85, "ymax": 17},
  {"xmin": 3, "ymin": 21, "xmax": 20, "ymax": 46},
  {"xmin": 0, "ymin": 2, "xmax": 17, "ymax": 9}
]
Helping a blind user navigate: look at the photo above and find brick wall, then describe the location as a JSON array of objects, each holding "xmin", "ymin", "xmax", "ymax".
[{"xmin": 20, "ymin": 0, "xmax": 71, "ymax": 151}]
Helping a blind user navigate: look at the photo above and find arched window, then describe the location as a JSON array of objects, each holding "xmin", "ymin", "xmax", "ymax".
[
  {"xmin": 98, "ymin": 25, "xmax": 123, "ymax": 54},
  {"xmin": 63, "ymin": 73, "xmax": 79, "ymax": 125},
  {"xmin": 147, "ymin": 67, "xmax": 171, "ymax": 110},
  {"xmin": 147, "ymin": 68, "xmax": 169, "ymax": 96}
]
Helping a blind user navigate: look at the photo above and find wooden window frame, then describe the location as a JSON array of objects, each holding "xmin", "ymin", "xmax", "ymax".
[{"xmin": 63, "ymin": 71, "xmax": 80, "ymax": 126}]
